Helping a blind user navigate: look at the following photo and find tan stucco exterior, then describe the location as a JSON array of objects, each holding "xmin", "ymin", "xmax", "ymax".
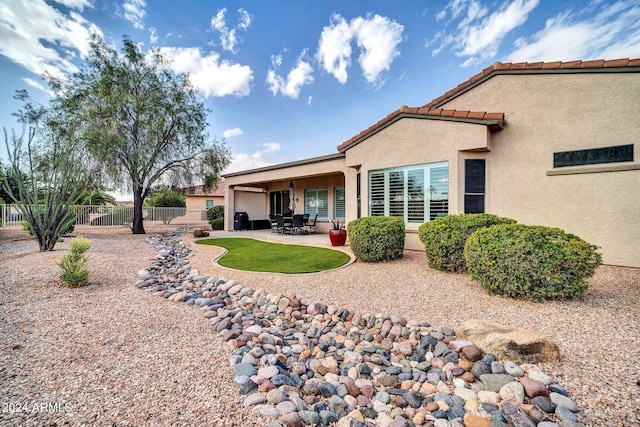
[
  {"xmin": 222, "ymin": 63, "xmax": 640, "ymax": 267},
  {"xmin": 435, "ymin": 72, "xmax": 640, "ymax": 267}
]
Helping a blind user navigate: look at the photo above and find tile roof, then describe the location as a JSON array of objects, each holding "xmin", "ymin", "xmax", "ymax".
[
  {"xmin": 184, "ymin": 182, "xmax": 226, "ymax": 196},
  {"xmin": 337, "ymin": 57, "xmax": 640, "ymax": 153},
  {"xmin": 423, "ymin": 57, "xmax": 640, "ymax": 109},
  {"xmin": 337, "ymin": 106, "xmax": 505, "ymax": 152}
]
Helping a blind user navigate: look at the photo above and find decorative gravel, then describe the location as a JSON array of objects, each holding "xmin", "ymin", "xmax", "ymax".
[{"xmin": 1, "ymin": 227, "xmax": 639, "ymax": 426}]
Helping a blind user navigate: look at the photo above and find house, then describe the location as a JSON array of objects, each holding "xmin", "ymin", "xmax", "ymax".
[
  {"xmin": 223, "ymin": 58, "xmax": 640, "ymax": 268},
  {"xmin": 184, "ymin": 182, "xmax": 226, "ymax": 211}
]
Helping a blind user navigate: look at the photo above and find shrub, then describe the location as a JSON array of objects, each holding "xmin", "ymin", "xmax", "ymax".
[
  {"xmin": 207, "ymin": 206, "xmax": 224, "ymax": 222},
  {"xmin": 418, "ymin": 214, "xmax": 516, "ymax": 273},
  {"xmin": 211, "ymin": 217, "xmax": 224, "ymax": 230},
  {"xmin": 347, "ymin": 216, "xmax": 405, "ymax": 262},
  {"xmin": 57, "ymin": 236, "xmax": 91, "ymax": 287},
  {"xmin": 464, "ymin": 224, "xmax": 602, "ymax": 301}
]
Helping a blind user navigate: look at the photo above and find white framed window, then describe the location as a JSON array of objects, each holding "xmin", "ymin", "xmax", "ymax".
[
  {"xmin": 369, "ymin": 161, "xmax": 448, "ymax": 225},
  {"xmin": 304, "ymin": 188, "xmax": 329, "ymax": 220},
  {"xmin": 334, "ymin": 186, "xmax": 345, "ymax": 219},
  {"xmin": 206, "ymin": 199, "xmax": 214, "ymax": 209}
]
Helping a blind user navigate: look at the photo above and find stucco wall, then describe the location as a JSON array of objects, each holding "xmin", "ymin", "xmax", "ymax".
[
  {"xmin": 438, "ymin": 72, "xmax": 640, "ymax": 267},
  {"xmin": 185, "ymin": 195, "xmax": 224, "ymax": 211},
  {"xmin": 343, "ymin": 118, "xmax": 491, "ymax": 247}
]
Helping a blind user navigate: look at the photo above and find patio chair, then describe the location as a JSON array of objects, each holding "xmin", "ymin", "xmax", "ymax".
[
  {"xmin": 292, "ymin": 214, "xmax": 305, "ymax": 234},
  {"xmin": 269, "ymin": 214, "xmax": 279, "ymax": 233},
  {"xmin": 305, "ymin": 213, "xmax": 318, "ymax": 234},
  {"xmin": 275, "ymin": 215, "xmax": 286, "ymax": 234}
]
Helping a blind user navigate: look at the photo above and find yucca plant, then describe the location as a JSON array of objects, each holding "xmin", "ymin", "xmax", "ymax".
[{"xmin": 57, "ymin": 236, "xmax": 92, "ymax": 287}]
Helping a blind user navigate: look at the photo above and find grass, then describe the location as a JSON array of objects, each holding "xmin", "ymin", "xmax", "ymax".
[{"xmin": 195, "ymin": 238, "xmax": 351, "ymax": 274}]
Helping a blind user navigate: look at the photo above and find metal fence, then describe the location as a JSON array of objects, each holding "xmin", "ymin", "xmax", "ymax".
[{"xmin": 0, "ymin": 204, "xmax": 210, "ymax": 230}]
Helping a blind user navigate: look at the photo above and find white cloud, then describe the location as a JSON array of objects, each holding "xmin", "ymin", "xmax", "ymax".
[
  {"xmin": 223, "ymin": 142, "xmax": 282, "ymax": 173},
  {"xmin": 261, "ymin": 142, "xmax": 281, "ymax": 153},
  {"xmin": 316, "ymin": 14, "xmax": 354, "ymax": 84},
  {"xmin": 351, "ymin": 14, "xmax": 404, "ymax": 86},
  {"xmin": 149, "ymin": 26, "xmax": 158, "ymax": 44},
  {"xmin": 307, "ymin": 96, "xmax": 313, "ymax": 106},
  {"xmin": 507, "ymin": 2, "xmax": 640, "ymax": 62},
  {"xmin": 429, "ymin": 0, "xmax": 539, "ymax": 66},
  {"xmin": 266, "ymin": 51, "xmax": 314, "ymax": 98},
  {"xmin": 52, "ymin": 0, "xmax": 92, "ymax": 12},
  {"xmin": 0, "ymin": 1, "xmax": 101, "ymax": 81},
  {"xmin": 210, "ymin": 8, "xmax": 252, "ymax": 54},
  {"xmin": 159, "ymin": 47, "xmax": 253, "ymax": 97},
  {"xmin": 316, "ymin": 13, "xmax": 404, "ymax": 86},
  {"xmin": 223, "ymin": 128, "xmax": 244, "ymax": 138},
  {"xmin": 122, "ymin": 0, "xmax": 146, "ymax": 30}
]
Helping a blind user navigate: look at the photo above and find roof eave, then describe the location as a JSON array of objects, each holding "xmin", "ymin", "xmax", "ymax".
[
  {"xmin": 337, "ymin": 112, "xmax": 504, "ymax": 153},
  {"xmin": 222, "ymin": 152, "xmax": 345, "ymax": 178}
]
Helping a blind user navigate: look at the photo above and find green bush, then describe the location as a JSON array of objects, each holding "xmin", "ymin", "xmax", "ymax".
[
  {"xmin": 207, "ymin": 205, "xmax": 224, "ymax": 222},
  {"xmin": 464, "ymin": 224, "xmax": 602, "ymax": 301},
  {"xmin": 57, "ymin": 236, "xmax": 92, "ymax": 287},
  {"xmin": 211, "ymin": 217, "xmax": 224, "ymax": 230},
  {"xmin": 418, "ymin": 214, "xmax": 516, "ymax": 273},
  {"xmin": 347, "ymin": 216, "xmax": 405, "ymax": 262}
]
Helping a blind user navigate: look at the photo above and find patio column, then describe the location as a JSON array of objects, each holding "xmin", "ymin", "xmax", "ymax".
[{"xmin": 224, "ymin": 185, "xmax": 236, "ymax": 231}]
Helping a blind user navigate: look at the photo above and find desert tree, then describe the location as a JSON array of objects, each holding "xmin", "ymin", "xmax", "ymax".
[
  {"xmin": 3, "ymin": 93, "xmax": 93, "ymax": 251},
  {"xmin": 50, "ymin": 34, "xmax": 231, "ymax": 234}
]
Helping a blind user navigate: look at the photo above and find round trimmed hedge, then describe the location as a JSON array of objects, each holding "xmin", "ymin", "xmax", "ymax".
[
  {"xmin": 418, "ymin": 214, "xmax": 516, "ymax": 273},
  {"xmin": 347, "ymin": 216, "xmax": 405, "ymax": 262},
  {"xmin": 464, "ymin": 224, "xmax": 602, "ymax": 301}
]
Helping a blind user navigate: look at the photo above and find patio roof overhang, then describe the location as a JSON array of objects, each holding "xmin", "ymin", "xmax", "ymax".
[{"xmin": 222, "ymin": 153, "xmax": 346, "ymax": 188}]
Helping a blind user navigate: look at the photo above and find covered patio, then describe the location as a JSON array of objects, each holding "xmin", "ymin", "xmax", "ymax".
[{"xmin": 222, "ymin": 153, "xmax": 347, "ymax": 235}]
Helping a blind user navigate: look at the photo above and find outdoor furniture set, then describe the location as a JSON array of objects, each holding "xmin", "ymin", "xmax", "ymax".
[{"xmin": 269, "ymin": 213, "xmax": 318, "ymax": 235}]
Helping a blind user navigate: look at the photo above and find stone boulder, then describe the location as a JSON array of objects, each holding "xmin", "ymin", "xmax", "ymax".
[{"xmin": 455, "ymin": 320, "xmax": 560, "ymax": 364}]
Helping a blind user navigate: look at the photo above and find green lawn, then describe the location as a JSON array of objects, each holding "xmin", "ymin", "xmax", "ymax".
[{"xmin": 195, "ymin": 238, "xmax": 351, "ymax": 274}]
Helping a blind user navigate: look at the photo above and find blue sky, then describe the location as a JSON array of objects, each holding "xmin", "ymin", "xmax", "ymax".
[{"xmin": 1, "ymin": 0, "xmax": 639, "ymax": 183}]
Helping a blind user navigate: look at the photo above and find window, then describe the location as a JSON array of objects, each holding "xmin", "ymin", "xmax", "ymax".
[
  {"xmin": 334, "ymin": 187, "xmax": 345, "ymax": 219},
  {"xmin": 205, "ymin": 200, "xmax": 214, "ymax": 209},
  {"xmin": 554, "ymin": 144, "xmax": 633, "ymax": 168},
  {"xmin": 304, "ymin": 188, "xmax": 329, "ymax": 220},
  {"xmin": 369, "ymin": 162, "xmax": 448, "ymax": 225},
  {"xmin": 356, "ymin": 173, "xmax": 361, "ymax": 218},
  {"xmin": 464, "ymin": 159, "xmax": 485, "ymax": 214}
]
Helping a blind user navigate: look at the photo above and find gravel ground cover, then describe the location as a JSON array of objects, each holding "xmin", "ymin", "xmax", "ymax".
[{"xmin": 1, "ymin": 227, "xmax": 639, "ymax": 426}]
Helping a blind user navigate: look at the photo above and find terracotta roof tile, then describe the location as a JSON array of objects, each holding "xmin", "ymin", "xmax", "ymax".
[
  {"xmin": 509, "ymin": 62, "xmax": 527, "ymax": 70},
  {"xmin": 484, "ymin": 112, "xmax": 505, "ymax": 121},
  {"xmin": 560, "ymin": 60, "xmax": 582, "ymax": 68},
  {"xmin": 184, "ymin": 182, "xmax": 226, "ymax": 196},
  {"xmin": 630, "ymin": 59, "xmax": 640, "ymax": 66},
  {"xmin": 581, "ymin": 59, "xmax": 605, "ymax": 68},
  {"xmin": 440, "ymin": 109, "xmax": 456, "ymax": 117},
  {"xmin": 467, "ymin": 111, "xmax": 486, "ymax": 120},
  {"xmin": 453, "ymin": 110, "xmax": 470, "ymax": 118},
  {"xmin": 541, "ymin": 61, "xmax": 563, "ymax": 69},
  {"xmin": 603, "ymin": 58, "xmax": 630, "ymax": 67},
  {"xmin": 525, "ymin": 61, "xmax": 544, "ymax": 69}
]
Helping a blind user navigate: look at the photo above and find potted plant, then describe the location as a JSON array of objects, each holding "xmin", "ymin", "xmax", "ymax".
[{"xmin": 329, "ymin": 218, "xmax": 347, "ymax": 246}]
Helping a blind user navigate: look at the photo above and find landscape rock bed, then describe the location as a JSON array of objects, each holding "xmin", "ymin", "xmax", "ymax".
[{"xmin": 138, "ymin": 230, "xmax": 584, "ymax": 427}]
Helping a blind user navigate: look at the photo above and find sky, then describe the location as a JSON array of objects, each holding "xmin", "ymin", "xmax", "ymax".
[{"xmin": 1, "ymin": 0, "xmax": 639, "ymax": 196}]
